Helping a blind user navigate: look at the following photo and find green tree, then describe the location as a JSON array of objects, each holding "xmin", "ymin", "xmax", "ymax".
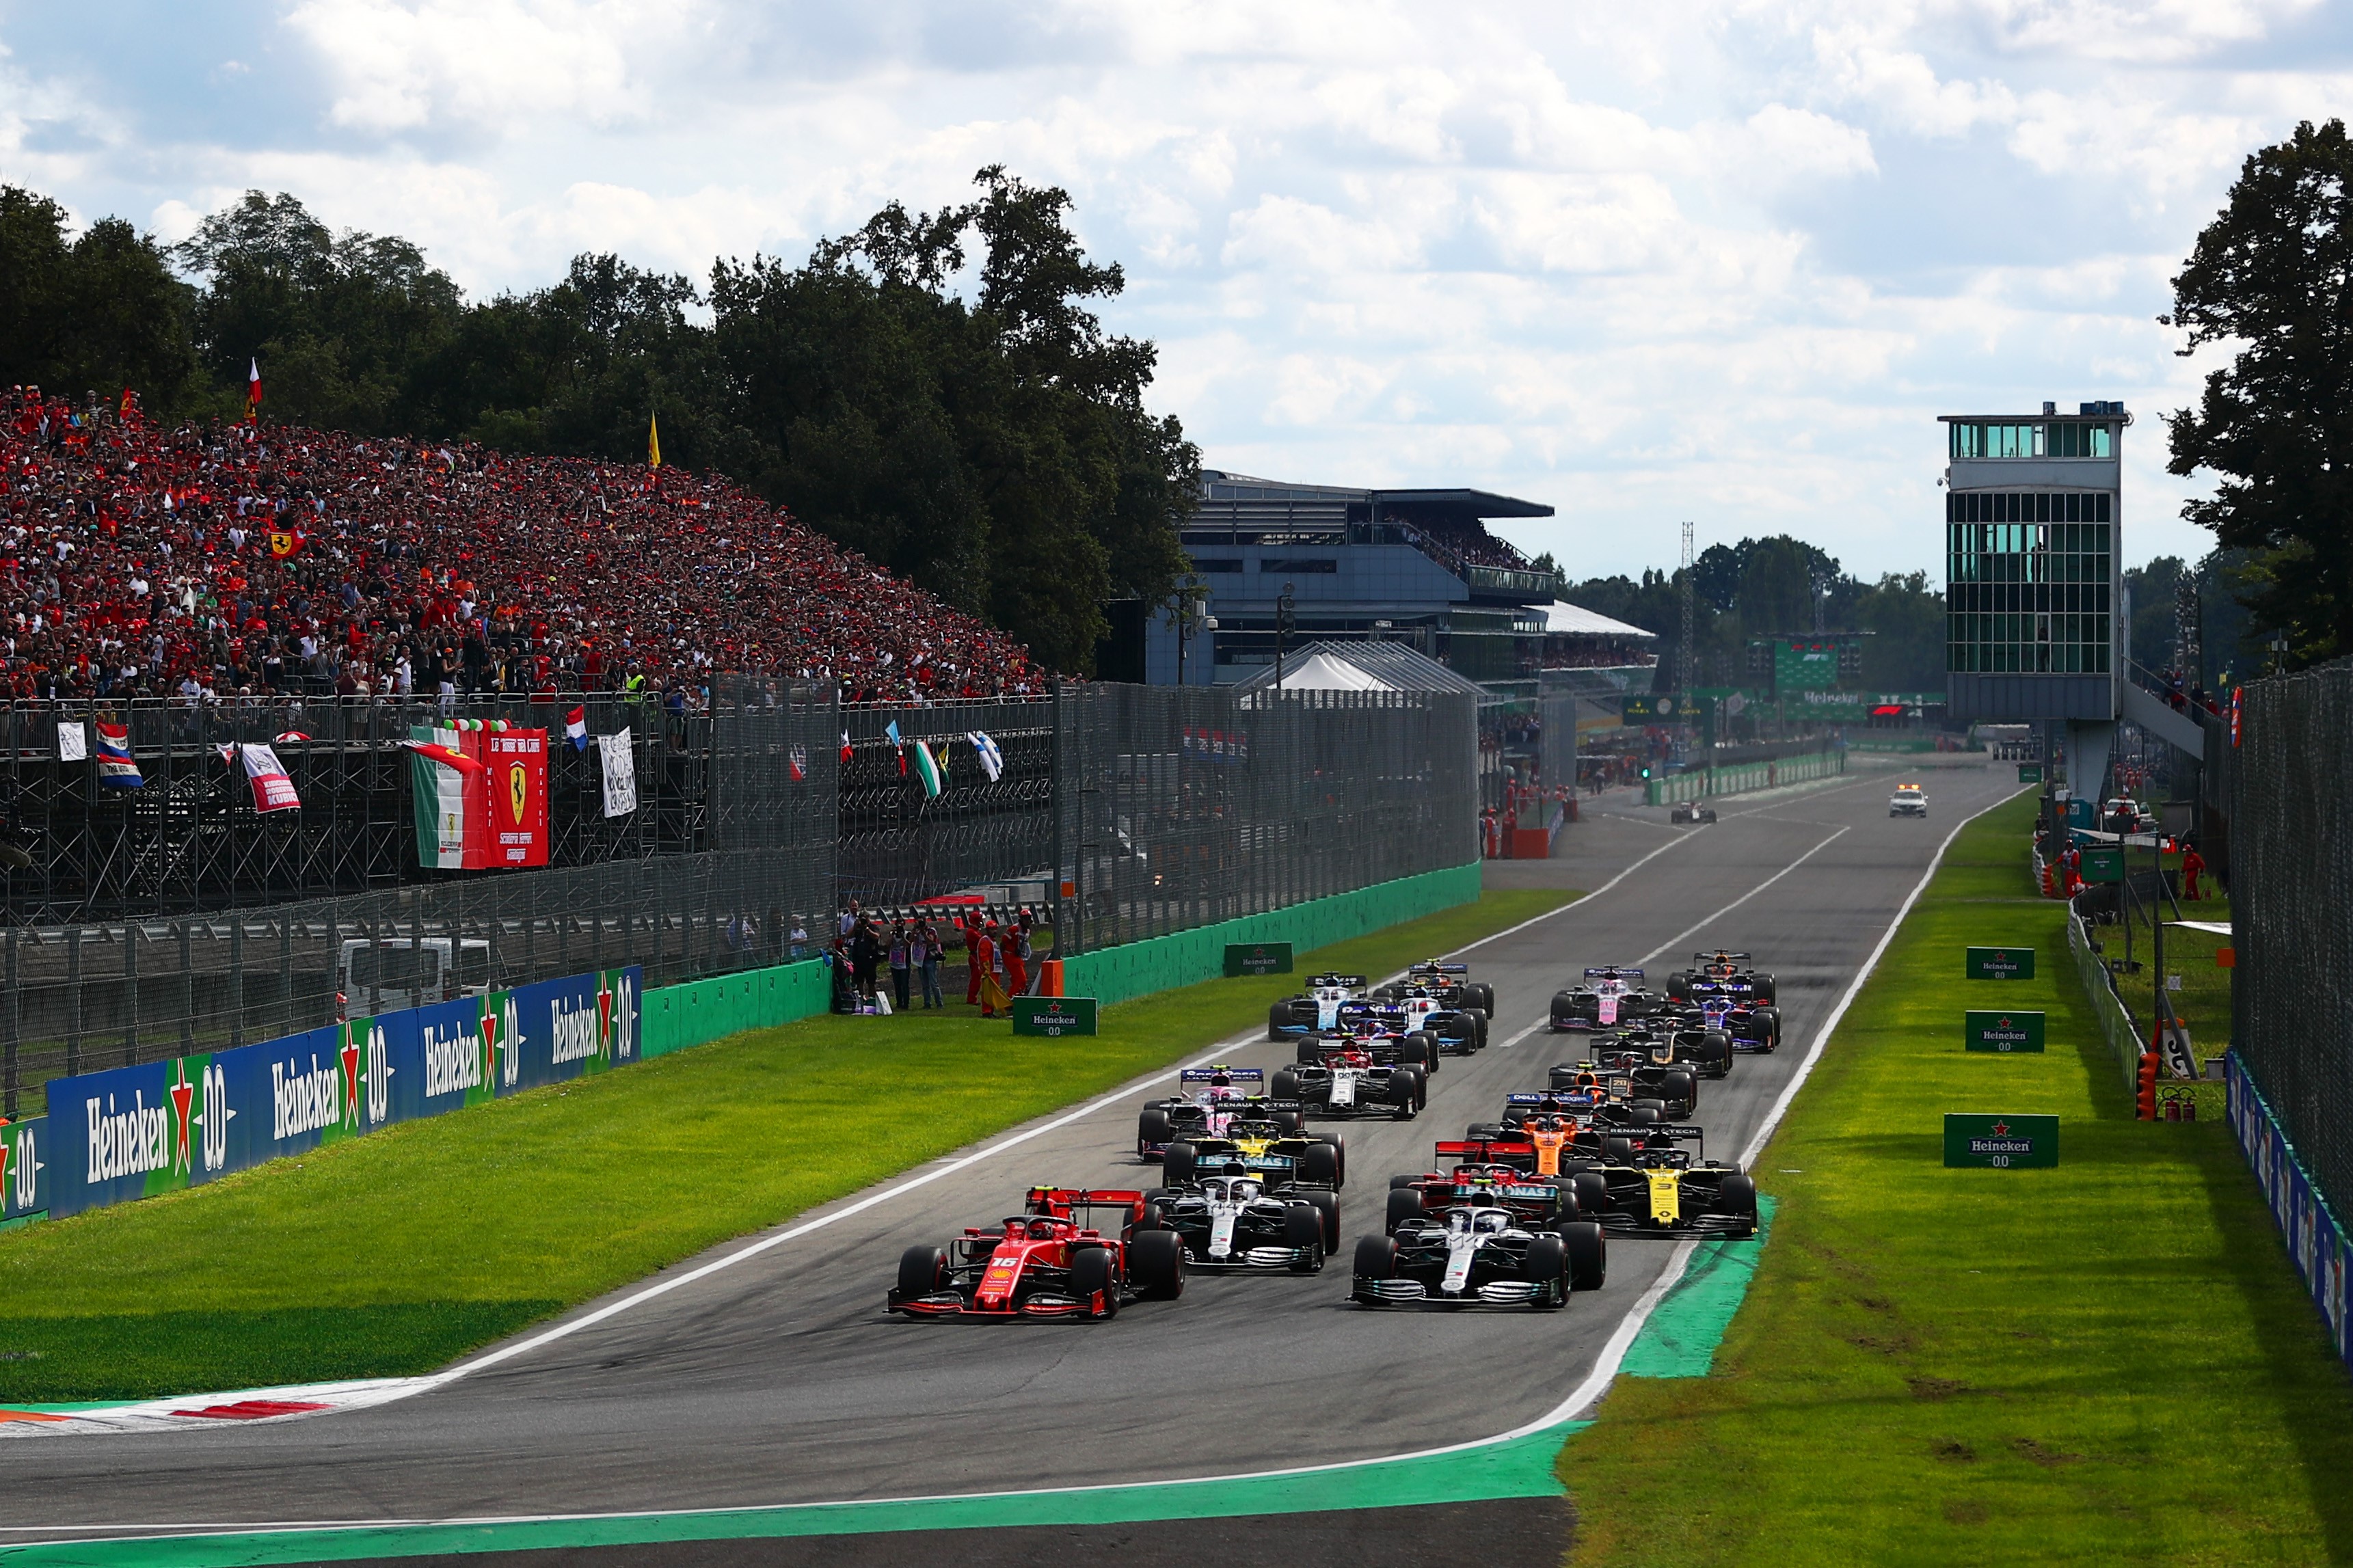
[
  {"xmin": 0, "ymin": 187, "xmax": 196, "ymax": 407},
  {"xmin": 2166, "ymin": 118, "xmax": 2353, "ymax": 666}
]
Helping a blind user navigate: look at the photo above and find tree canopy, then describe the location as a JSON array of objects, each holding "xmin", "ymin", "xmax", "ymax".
[
  {"xmin": 2166, "ymin": 118, "xmax": 2353, "ymax": 668},
  {"xmin": 0, "ymin": 172, "xmax": 1195, "ymax": 671}
]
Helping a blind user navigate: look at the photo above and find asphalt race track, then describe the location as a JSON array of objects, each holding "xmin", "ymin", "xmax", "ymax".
[{"xmin": 3, "ymin": 761, "xmax": 2019, "ymax": 1550}]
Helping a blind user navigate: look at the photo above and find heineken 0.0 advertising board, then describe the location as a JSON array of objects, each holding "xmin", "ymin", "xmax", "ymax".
[
  {"xmin": 1224, "ymin": 942, "xmax": 1295, "ymax": 977},
  {"xmin": 1965, "ymin": 1011, "xmax": 2047, "ymax": 1053},
  {"xmin": 1944, "ymin": 1113, "xmax": 2060, "ymax": 1168},
  {"xmin": 2018, "ymin": 763, "xmax": 2043, "ymax": 783},
  {"xmin": 1012, "ymin": 997, "xmax": 1099, "ymax": 1037},
  {"xmin": 2078, "ymin": 846, "xmax": 2125, "ymax": 884},
  {"xmin": 1, "ymin": 1116, "xmax": 49, "ymax": 1221},
  {"xmin": 1965, "ymin": 946, "xmax": 2035, "ymax": 980}
]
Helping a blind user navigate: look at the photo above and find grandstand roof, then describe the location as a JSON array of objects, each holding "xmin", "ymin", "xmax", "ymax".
[
  {"xmin": 1540, "ymin": 600, "xmax": 1656, "ymax": 639},
  {"xmin": 1231, "ymin": 639, "xmax": 1490, "ymax": 697},
  {"xmin": 1200, "ymin": 470, "xmax": 1552, "ymax": 521}
]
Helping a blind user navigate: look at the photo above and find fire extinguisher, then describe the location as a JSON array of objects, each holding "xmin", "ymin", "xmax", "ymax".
[{"xmin": 2163, "ymin": 1094, "xmax": 2182, "ymax": 1122}]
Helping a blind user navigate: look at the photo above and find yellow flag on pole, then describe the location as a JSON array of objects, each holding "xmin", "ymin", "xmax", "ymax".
[{"xmin": 647, "ymin": 412, "xmax": 662, "ymax": 469}]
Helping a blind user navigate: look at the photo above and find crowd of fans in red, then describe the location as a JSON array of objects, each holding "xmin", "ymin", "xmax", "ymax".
[
  {"xmin": 1388, "ymin": 513, "xmax": 1535, "ymax": 576},
  {"xmin": 3, "ymin": 386, "xmax": 1048, "ymax": 709}
]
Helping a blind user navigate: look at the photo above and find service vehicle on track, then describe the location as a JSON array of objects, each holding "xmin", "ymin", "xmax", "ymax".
[
  {"xmin": 1890, "ymin": 783, "xmax": 1928, "ymax": 818},
  {"xmin": 1162, "ymin": 1116, "xmax": 1347, "ymax": 1191},
  {"xmin": 1666, "ymin": 951, "xmax": 1777, "ymax": 1004},
  {"xmin": 888, "ymin": 1187, "xmax": 1186, "ymax": 1320},
  {"xmin": 1142, "ymin": 1175, "xmax": 1337, "ymax": 1271},
  {"xmin": 1352, "ymin": 1200, "xmax": 1605, "ymax": 1310},
  {"xmin": 1272, "ymin": 1040, "xmax": 1424, "ymax": 1120},
  {"xmin": 1574, "ymin": 1129, "xmax": 1760, "ymax": 1240},
  {"xmin": 1266, "ymin": 973, "xmax": 1371, "ymax": 1039},
  {"xmin": 1550, "ymin": 965, "xmax": 1664, "ymax": 1031},
  {"xmin": 1135, "ymin": 1067, "xmax": 1298, "ymax": 1161},
  {"xmin": 1671, "ymin": 800, "xmax": 1719, "ymax": 825}
]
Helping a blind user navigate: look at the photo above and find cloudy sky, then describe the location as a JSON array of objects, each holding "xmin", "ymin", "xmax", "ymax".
[{"xmin": 5, "ymin": 1, "xmax": 2349, "ymax": 580}]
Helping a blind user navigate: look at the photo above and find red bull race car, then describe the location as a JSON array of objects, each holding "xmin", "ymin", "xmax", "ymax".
[
  {"xmin": 1352, "ymin": 1198, "xmax": 1606, "ymax": 1310},
  {"xmin": 888, "ymin": 1187, "xmax": 1187, "ymax": 1320},
  {"xmin": 1273, "ymin": 1038, "xmax": 1425, "ymax": 1120},
  {"xmin": 1550, "ymin": 967, "xmax": 1665, "ymax": 1031}
]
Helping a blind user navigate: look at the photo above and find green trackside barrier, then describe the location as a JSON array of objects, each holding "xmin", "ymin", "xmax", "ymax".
[
  {"xmin": 1058, "ymin": 862, "xmax": 1482, "ymax": 1008},
  {"xmin": 641, "ymin": 958, "xmax": 833, "ymax": 1057},
  {"xmin": 1644, "ymin": 748, "xmax": 1846, "ymax": 807}
]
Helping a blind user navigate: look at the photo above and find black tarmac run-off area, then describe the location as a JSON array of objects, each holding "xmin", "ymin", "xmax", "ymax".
[{"xmin": 7, "ymin": 761, "xmax": 2018, "ymax": 1566}]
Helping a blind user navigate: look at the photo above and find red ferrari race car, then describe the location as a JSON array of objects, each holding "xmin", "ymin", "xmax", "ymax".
[{"xmin": 888, "ymin": 1187, "xmax": 1187, "ymax": 1321}]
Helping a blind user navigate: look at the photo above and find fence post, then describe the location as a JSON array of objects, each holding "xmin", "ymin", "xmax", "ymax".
[
  {"xmin": 3, "ymin": 929, "xmax": 16, "ymax": 1119},
  {"xmin": 123, "ymin": 920, "xmax": 139, "ymax": 1066},
  {"xmin": 229, "ymin": 917, "xmax": 245, "ymax": 1051},
  {"xmin": 179, "ymin": 919, "xmax": 195, "ymax": 1055},
  {"xmin": 66, "ymin": 926, "xmax": 82, "ymax": 1077}
]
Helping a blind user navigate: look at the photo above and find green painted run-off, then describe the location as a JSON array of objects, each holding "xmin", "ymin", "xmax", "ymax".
[{"xmin": 1618, "ymin": 1195, "xmax": 1779, "ymax": 1378}]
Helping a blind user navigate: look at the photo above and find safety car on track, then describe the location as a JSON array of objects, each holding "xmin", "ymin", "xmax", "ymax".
[
  {"xmin": 1890, "ymin": 783, "xmax": 1928, "ymax": 818},
  {"xmin": 888, "ymin": 1186, "xmax": 1186, "ymax": 1320},
  {"xmin": 1272, "ymin": 1040, "xmax": 1424, "ymax": 1120},
  {"xmin": 1550, "ymin": 966, "xmax": 1665, "ymax": 1031},
  {"xmin": 1143, "ymin": 1174, "xmax": 1338, "ymax": 1271},
  {"xmin": 1352, "ymin": 1200, "xmax": 1605, "ymax": 1310}
]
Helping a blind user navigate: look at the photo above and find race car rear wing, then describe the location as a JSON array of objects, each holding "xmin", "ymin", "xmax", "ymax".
[
  {"xmin": 1179, "ymin": 1066, "xmax": 1265, "ymax": 1085},
  {"xmin": 1306, "ymin": 973, "xmax": 1367, "ymax": 988},
  {"xmin": 1583, "ymin": 966, "xmax": 1645, "ymax": 979},
  {"xmin": 1022, "ymin": 1187, "xmax": 1151, "ymax": 1223},
  {"xmin": 1410, "ymin": 962, "xmax": 1470, "ymax": 975},
  {"xmin": 1434, "ymin": 1137, "xmax": 1537, "ymax": 1161},
  {"xmin": 1692, "ymin": 951, "xmax": 1753, "ymax": 963}
]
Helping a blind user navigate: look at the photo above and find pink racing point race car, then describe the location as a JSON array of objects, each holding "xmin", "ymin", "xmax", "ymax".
[
  {"xmin": 1136, "ymin": 1066, "xmax": 1306, "ymax": 1159},
  {"xmin": 889, "ymin": 1187, "xmax": 1186, "ymax": 1321},
  {"xmin": 1550, "ymin": 966, "xmax": 1665, "ymax": 1031}
]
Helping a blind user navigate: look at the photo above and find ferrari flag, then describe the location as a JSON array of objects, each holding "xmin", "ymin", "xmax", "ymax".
[{"xmin": 409, "ymin": 723, "xmax": 549, "ymax": 868}]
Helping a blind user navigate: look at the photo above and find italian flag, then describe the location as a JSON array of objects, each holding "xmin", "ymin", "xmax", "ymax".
[{"xmin": 412, "ymin": 725, "xmax": 472, "ymax": 867}]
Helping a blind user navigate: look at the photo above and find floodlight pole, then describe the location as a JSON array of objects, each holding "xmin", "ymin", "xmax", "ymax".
[{"xmin": 1275, "ymin": 582, "xmax": 1296, "ymax": 691}]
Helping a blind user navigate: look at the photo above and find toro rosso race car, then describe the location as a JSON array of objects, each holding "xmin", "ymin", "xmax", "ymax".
[
  {"xmin": 1267, "ymin": 974, "xmax": 1370, "ymax": 1038},
  {"xmin": 1667, "ymin": 951, "xmax": 1777, "ymax": 1004},
  {"xmin": 1352, "ymin": 1200, "xmax": 1606, "ymax": 1310},
  {"xmin": 1576, "ymin": 1129, "xmax": 1760, "ymax": 1239},
  {"xmin": 1162, "ymin": 1115, "xmax": 1346, "ymax": 1191},
  {"xmin": 1358, "ymin": 986, "xmax": 1487, "ymax": 1055},
  {"xmin": 1665, "ymin": 984, "xmax": 1781, "ymax": 1053},
  {"xmin": 1273, "ymin": 1039, "xmax": 1425, "ymax": 1120},
  {"xmin": 1550, "ymin": 966, "xmax": 1664, "ymax": 1031},
  {"xmin": 1136, "ymin": 1067, "xmax": 1297, "ymax": 1160},
  {"xmin": 888, "ymin": 1187, "xmax": 1186, "ymax": 1320},
  {"xmin": 1145, "ymin": 1174, "xmax": 1337, "ymax": 1271}
]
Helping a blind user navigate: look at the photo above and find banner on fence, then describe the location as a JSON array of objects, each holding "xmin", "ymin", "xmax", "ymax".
[
  {"xmin": 46, "ymin": 965, "xmax": 639, "ymax": 1220},
  {"xmin": 599, "ymin": 731, "xmax": 638, "ymax": 819},
  {"xmin": 2228, "ymin": 1053, "xmax": 2351, "ymax": 1369},
  {"xmin": 410, "ymin": 724, "xmax": 550, "ymax": 869}
]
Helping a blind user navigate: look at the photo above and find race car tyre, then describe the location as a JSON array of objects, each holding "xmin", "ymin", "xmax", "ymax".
[
  {"xmin": 1371, "ymin": 984, "xmax": 1401, "ymax": 1001},
  {"xmin": 1572, "ymin": 1171, "xmax": 1611, "ymax": 1217},
  {"xmin": 1470, "ymin": 982, "xmax": 1497, "ymax": 1014},
  {"xmin": 1071, "ymin": 1244, "xmax": 1120, "ymax": 1319},
  {"xmin": 897, "ymin": 1245, "xmax": 947, "ymax": 1303},
  {"xmin": 1138, "ymin": 1107, "xmax": 1173, "ymax": 1154},
  {"xmin": 1522, "ymin": 1234, "xmax": 1571, "ymax": 1308},
  {"xmin": 1550, "ymin": 991, "xmax": 1583, "ymax": 1024},
  {"xmin": 1137, "ymin": 1200, "xmax": 1168, "ymax": 1234},
  {"xmin": 1271, "ymin": 1067, "xmax": 1302, "ymax": 1101},
  {"xmin": 1629, "ymin": 1105, "xmax": 1660, "ymax": 1127},
  {"xmin": 1385, "ymin": 1186, "xmax": 1425, "ymax": 1233},
  {"xmin": 1631, "ymin": 1096, "xmax": 1666, "ymax": 1116},
  {"xmin": 1163, "ymin": 1142, "xmax": 1198, "ymax": 1187},
  {"xmin": 1354, "ymin": 1234, "xmax": 1399, "ymax": 1289},
  {"xmin": 1306, "ymin": 1189, "xmax": 1342, "ymax": 1252},
  {"xmin": 1283, "ymin": 1200, "xmax": 1325, "ymax": 1258},
  {"xmin": 1267, "ymin": 1002, "xmax": 1291, "ymax": 1041},
  {"xmin": 1297, "ymin": 1037, "xmax": 1326, "ymax": 1066},
  {"xmin": 1661, "ymin": 1070, "xmax": 1697, "ymax": 1113},
  {"xmin": 1704, "ymin": 1029, "xmax": 1734, "ymax": 1077},
  {"xmin": 1321, "ymin": 1133, "xmax": 1348, "ymax": 1186},
  {"xmin": 1272, "ymin": 1110, "xmax": 1304, "ymax": 1135},
  {"xmin": 1667, "ymin": 971, "xmax": 1693, "ymax": 1001},
  {"xmin": 1388, "ymin": 1068, "xmax": 1422, "ymax": 1115},
  {"xmin": 1601, "ymin": 1136, "xmax": 1635, "ymax": 1167},
  {"xmin": 1300, "ymin": 1141, "xmax": 1342, "ymax": 1189},
  {"xmin": 1755, "ymin": 1007, "xmax": 1781, "ymax": 1051},
  {"xmin": 1462, "ymin": 1007, "xmax": 1490, "ymax": 1046},
  {"xmin": 1129, "ymin": 1228, "xmax": 1187, "ymax": 1299},
  {"xmin": 1717, "ymin": 1174, "xmax": 1760, "ymax": 1239},
  {"xmin": 1405, "ymin": 1065, "xmax": 1429, "ymax": 1109},
  {"xmin": 1563, "ymin": 1220, "xmax": 1607, "ymax": 1292},
  {"xmin": 1756, "ymin": 975, "xmax": 1777, "ymax": 1003},
  {"xmin": 1403, "ymin": 1032, "xmax": 1438, "ymax": 1071},
  {"xmin": 1389, "ymin": 1172, "xmax": 1418, "ymax": 1190}
]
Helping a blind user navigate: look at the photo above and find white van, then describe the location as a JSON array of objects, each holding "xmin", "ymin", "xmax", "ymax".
[{"xmin": 337, "ymin": 938, "xmax": 492, "ymax": 1018}]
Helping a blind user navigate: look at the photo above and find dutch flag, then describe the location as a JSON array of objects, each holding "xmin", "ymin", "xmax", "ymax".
[
  {"xmin": 94, "ymin": 722, "xmax": 144, "ymax": 789},
  {"xmin": 566, "ymin": 706, "xmax": 589, "ymax": 752}
]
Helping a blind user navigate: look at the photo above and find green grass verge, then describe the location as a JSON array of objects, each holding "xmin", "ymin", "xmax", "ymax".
[
  {"xmin": 1559, "ymin": 795, "xmax": 2353, "ymax": 1567},
  {"xmin": 0, "ymin": 888, "xmax": 1568, "ymax": 1403}
]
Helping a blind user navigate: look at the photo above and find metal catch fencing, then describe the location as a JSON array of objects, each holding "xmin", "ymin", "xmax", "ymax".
[{"xmin": 2229, "ymin": 658, "xmax": 2353, "ymax": 1231}]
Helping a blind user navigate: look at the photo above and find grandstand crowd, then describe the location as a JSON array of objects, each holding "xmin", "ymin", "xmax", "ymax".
[{"xmin": 1, "ymin": 386, "xmax": 1047, "ymax": 709}]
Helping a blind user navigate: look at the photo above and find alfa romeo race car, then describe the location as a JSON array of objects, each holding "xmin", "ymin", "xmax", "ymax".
[
  {"xmin": 1266, "ymin": 973, "xmax": 1370, "ymax": 1039},
  {"xmin": 888, "ymin": 1186, "xmax": 1186, "ymax": 1320},
  {"xmin": 1352, "ymin": 1200, "xmax": 1606, "ymax": 1310},
  {"xmin": 1272, "ymin": 1042, "xmax": 1425, "ymax": 1120},
  {"xmin": 1136, "ymin": 1068, "xmax": 1300, "ymax": 1160},
  {"xmin": 1163, "ymin": 1116, "xmax": 1347, "ymax": 1191},
  {"xmin": 1575, "ymin": 1129, "xmax": 1760, "ymax": 1239},
  {"xmin": 1550, "ymin": 966, "xmax": 1665, "ymax": 1031},
  {"xmin": 1667, "ymin": 951, "xmax": 1777, "ymax": 1004},
  {"xmin": 1144, "ymin": 1174, "xmax": 1338, "ymax": 1271},
  {"xmin": 1550, "ymin": 1049, "xmax": 1699, "ymax": 1117},
  {"xmin": 1671, "ymin": 800, "xmax": 1719, "ymax": 825},
  {"xmin": 1302, "ymin": 1004, "xmax": 1453, "ymax": 1066}
]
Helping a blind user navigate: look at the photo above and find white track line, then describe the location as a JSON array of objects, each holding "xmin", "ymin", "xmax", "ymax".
[{"xmin": 1635, "ymin": 826, "xmax": 1850, "ymax": 966}]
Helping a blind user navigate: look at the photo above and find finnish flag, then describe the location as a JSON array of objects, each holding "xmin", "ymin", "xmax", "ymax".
[{"xmin": 968, "ymin": 730, "xmax": 1004, "ymax": 782}]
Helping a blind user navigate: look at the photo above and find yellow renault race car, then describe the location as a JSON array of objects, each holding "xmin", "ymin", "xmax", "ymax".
[{"xmin": 1577, "ymin": 1128, "xmax": 1758, "ymax": 1239}]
